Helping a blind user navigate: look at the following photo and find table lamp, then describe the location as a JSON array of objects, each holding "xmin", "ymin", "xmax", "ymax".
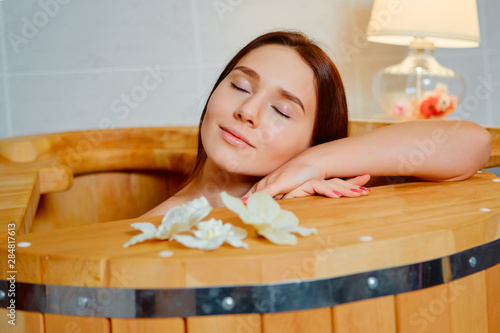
[{"xmin": 366, "ymin": 0, "xmax": 481, "ymax": 120}]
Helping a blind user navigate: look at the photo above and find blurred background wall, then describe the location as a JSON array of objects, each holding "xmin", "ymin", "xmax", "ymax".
[{"xmin": 0, "ymin": 0, "xmax": 499, "ymax": 139}]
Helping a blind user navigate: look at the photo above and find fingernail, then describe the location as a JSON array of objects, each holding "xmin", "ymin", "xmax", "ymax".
[
  {"xmin": 241, "ymin": 197, "xmax": 248, "ymax": 203},
  {"xmin": 333, "ymin": 191, "xmax": 343, "ymax": 197},
  {"xmin": 360, "ymin": 187, "xmax": 370, "ymax": 192},
  {"xmin": 361, "ymin": 173, "xmax": 371, "ymax": 176},
  {"xmin": 351, "ymin": 188, "xmax": 363, "ymax": 193}
]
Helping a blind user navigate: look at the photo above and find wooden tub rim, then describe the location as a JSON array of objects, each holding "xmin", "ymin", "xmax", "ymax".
[{"xmin": 2, "ymin": 237, "xmax": 499, "ymax": 318}]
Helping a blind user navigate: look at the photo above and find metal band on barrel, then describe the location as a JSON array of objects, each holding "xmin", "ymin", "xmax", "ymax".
[{"xmin": 1, "ymin": 237, "xmax": 499, "ymax": 318}]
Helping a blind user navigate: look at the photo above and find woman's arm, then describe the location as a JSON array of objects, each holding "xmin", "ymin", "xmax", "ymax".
[{"xmin": 244, "ymin": 120, "xmax": 492, "ymax": 198}]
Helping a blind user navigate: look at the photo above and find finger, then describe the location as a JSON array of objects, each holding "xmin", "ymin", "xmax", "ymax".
[
  {"xmin": 248, "ymin": 174, "xmax": 307, "ymax": 199},
  {"xmin": 253, "ymin": 182, "xmax": 289, "ymax": 199},
  {"xmin": 322, "ymin": 178, "xmax": 369, "ymax": 197},
  {"xmin": 282, "ymin": 189, "xmax": 308, "ymax": 199},
  {"xmin": 241, "ymin": 186, "xmax": 256, "ymax": 199},
  {"xmin": 345, "ymin": 173, "xmax": 371, "ymax": 186},
  {"xmin": 285, "ymin": 179, "xmax": 343, "ymax": 199},
  {"xmin": 241, "ymin": 176, "xmax": 274, "ymax": 199}
]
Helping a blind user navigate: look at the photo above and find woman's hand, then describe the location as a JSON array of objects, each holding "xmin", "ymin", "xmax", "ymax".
[
  {"xmin": 242, "ymin": 155, "xmax": 324, "ymax": 199},
  {"xmin": 242, "ymin": 153, "xmax": 371, "ymax": 199},
  {"xmin": 281, "ymin": 174, "xmax": 371, "ymax": 199}
]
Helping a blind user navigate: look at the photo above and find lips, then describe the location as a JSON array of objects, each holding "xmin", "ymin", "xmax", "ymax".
[{"xmin": 220, "ymin": 126, "xmax": 254, "ymax": 148}]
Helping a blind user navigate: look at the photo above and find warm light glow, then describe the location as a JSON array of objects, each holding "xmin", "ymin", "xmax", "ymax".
[{"xmin": 366, "ymin": 0, "xmax": 480, "ymax": 48}]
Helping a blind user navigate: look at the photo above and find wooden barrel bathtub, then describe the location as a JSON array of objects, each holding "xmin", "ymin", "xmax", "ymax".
[{"xmin": 1, "ymin": 121, "xmax": 499, "ymax": 333}]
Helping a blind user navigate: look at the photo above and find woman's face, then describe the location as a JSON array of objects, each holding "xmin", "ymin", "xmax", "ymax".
[{"xmin": 201, "ymin": 44, "xmax": 317, "ymax": 176}]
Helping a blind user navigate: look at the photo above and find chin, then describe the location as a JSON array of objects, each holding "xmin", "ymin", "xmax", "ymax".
[{"xmin": 209, "ymin": 155, "xmax": 267, "ymax": 177}]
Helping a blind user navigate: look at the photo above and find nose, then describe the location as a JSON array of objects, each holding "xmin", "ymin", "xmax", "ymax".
[{"xmin": 234, "ymin": 97, "xmax": 263, "ymax": 127}]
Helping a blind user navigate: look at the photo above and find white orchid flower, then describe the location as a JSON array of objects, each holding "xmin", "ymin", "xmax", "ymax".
[
  {"xmin": 220, "ymin": 192, "xmax": 317, "ymax": 245},
  {"xmin": 123, "ymin": 196, "xmax": 212, "ymax": 248},
  {"xmin": 174, "ymin": 218, "xmax": 248, "ymax": 250}
]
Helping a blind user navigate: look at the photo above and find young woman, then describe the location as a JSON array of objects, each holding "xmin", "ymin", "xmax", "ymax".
[{"xmin": 142, "ymin": 31, "xmax": 491, "ymax": 217}]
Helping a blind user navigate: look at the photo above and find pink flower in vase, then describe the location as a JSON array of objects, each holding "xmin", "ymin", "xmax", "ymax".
[{"xmin": 392, "ymin": 102, "xmax": 406, "ymax": 116}]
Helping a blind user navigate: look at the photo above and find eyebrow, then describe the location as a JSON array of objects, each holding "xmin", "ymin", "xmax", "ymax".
[{"xmin": 233, "ymin": 65, "xmax": 305, "ymax": 113}]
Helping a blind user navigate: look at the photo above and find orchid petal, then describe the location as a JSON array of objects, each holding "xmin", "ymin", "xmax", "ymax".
[
  {"xmin": 220, "ymin": 191, "xmax": 317, "ymax": 246},
  {"xmin": 124, "ymin": 197, "xmax": 212, "ymax": 247},
  {"xmin": 220, "ymin": 191, "xmax": 247, "ymax": 216},
  {"xmin": 259, "ymin": 229, "xmax": 298, "ymax": 245},
  {"xmin": 246, "ymin": 192, "xmax": 281, "ymax": 220},
  {"xmin": 174, "ymin": 218, "xmax": 248, "ymax": 250},
  {"xmin": 271, "ymin": 210, "xmax": 300, "ymax": 229},
  {"xmin": 158, "ymin": 196, "xmax": 212, "ymax": 240},
  {"xmin": 174, "ymin": 234, "xmax": 226, "ymax": 250},
  {"xmin": 227, "ymin": 237, "xmax": 249, "ymax": 249},
  {"xmin": 285, "ymin": 226, "xmax": 318, "ymax": 237},
  {"xmin": 123, "ymin": 232, "xmax": 156, "ymax": 248},
  {"xmin": 130, "ymin": 222, "xmax": 159, "ymax": 235}
]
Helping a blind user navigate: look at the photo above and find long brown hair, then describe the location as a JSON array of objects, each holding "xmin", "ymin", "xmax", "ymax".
[{"xmin": 182, "ymin": 30, "xmax": 348, "ymax": 187}]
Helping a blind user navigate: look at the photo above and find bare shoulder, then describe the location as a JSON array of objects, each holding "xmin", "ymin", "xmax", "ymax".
[{"xmin": 140, "ymin": 195, "xmax": 187, "ymax": 218}]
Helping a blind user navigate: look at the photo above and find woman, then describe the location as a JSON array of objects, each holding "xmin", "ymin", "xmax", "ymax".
[{"xmin": 143, "ymin": 31, "xmax": 491, "ymax": 217}]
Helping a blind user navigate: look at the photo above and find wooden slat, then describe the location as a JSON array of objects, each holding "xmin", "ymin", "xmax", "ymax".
[
  {"xmin": 486, "ymin": 263, "xmax": 500, "ymax": 332},
  {"xmin": 448, "ymin": 272, "xmax": 488, "ymax": 333},
  {"xmin": 111, "ymin": 317, "xmax": 185, "ymax": 333},
  {"xmin": 0, "ymin": 309, "xmax": 44, "ymax": 333},
  {"xmin": 262, "ymin": 308, "xmax": 332, "ymax": 333},
  {"xmin": 187, "ymin": 314, "xmax": 261, "ymax": 333},
  {"xmin": 395, "ymin": 284, "xmax": 450, "ymax": 332},
  {"xmin": 44, "ymin": 314, "xmax": 110, "ymax": 333},
  {"xmin": 332, "ymin": 296, "xmax": 396, "ymax": 333},
  {"xmin": 0, "ymin": 160, "xmax": 73, "ymax": 194},
  {"xmin": 32, "ymin": 171, "xmax": 180, "ymax": 232},
  {"xmin": 0, "ymin": 173, "xmax": 40, "ymax": 234}
]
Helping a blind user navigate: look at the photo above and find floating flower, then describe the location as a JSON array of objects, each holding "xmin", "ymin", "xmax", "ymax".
[
  {"xmin": 220, "ymin": 192, "xmax": 317, "ymax": 245},
  {"xmin": 174, "ymin": 218, "xmax": 248, "ymax": 250},
  {"xmin": 123, "ymin": 197, "xmax": 212, "ymax": 247}
]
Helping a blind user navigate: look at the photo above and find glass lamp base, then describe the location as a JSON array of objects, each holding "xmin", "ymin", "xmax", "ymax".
[{"xmin": 373, "ymin": 39, "xmax": 465, "ymax": 121}]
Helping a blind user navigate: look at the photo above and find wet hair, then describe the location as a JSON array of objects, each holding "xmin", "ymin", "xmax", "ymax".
[{"xmin": 182, "ymin": 30, "xmax": 348, "ymax": 186}]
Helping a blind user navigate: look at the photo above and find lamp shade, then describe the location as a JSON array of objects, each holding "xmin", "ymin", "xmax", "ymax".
[{"xmin": 366, "ymin": 0, "xmax": 480, "ymax": 48}]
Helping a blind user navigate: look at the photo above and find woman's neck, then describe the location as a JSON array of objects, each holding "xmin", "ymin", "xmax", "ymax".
[
  {"xmin": 141, "ymin": 158, "xmax": 259, "ymax": 217},
  {"xmin": 180, "ymin": 158, "xmax": 259, "ymax": 208}
]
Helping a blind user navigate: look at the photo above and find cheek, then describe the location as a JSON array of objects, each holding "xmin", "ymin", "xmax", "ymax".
[
  {"xmin": 201, "ymin": 94, "xmax": 226, "ymax": 137},
  {"xmin": 258, "ymin": 121, "xmax": 313, "ymax": 163}
]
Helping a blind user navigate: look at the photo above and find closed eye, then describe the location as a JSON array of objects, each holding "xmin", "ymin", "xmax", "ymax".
[
  {"xmin": 231, "ymin": 83, "xmax": 248, "ymax": 93},
  {"xmin": 273, "ymin": 106, "xmax": 290, "ymax": 119}
]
